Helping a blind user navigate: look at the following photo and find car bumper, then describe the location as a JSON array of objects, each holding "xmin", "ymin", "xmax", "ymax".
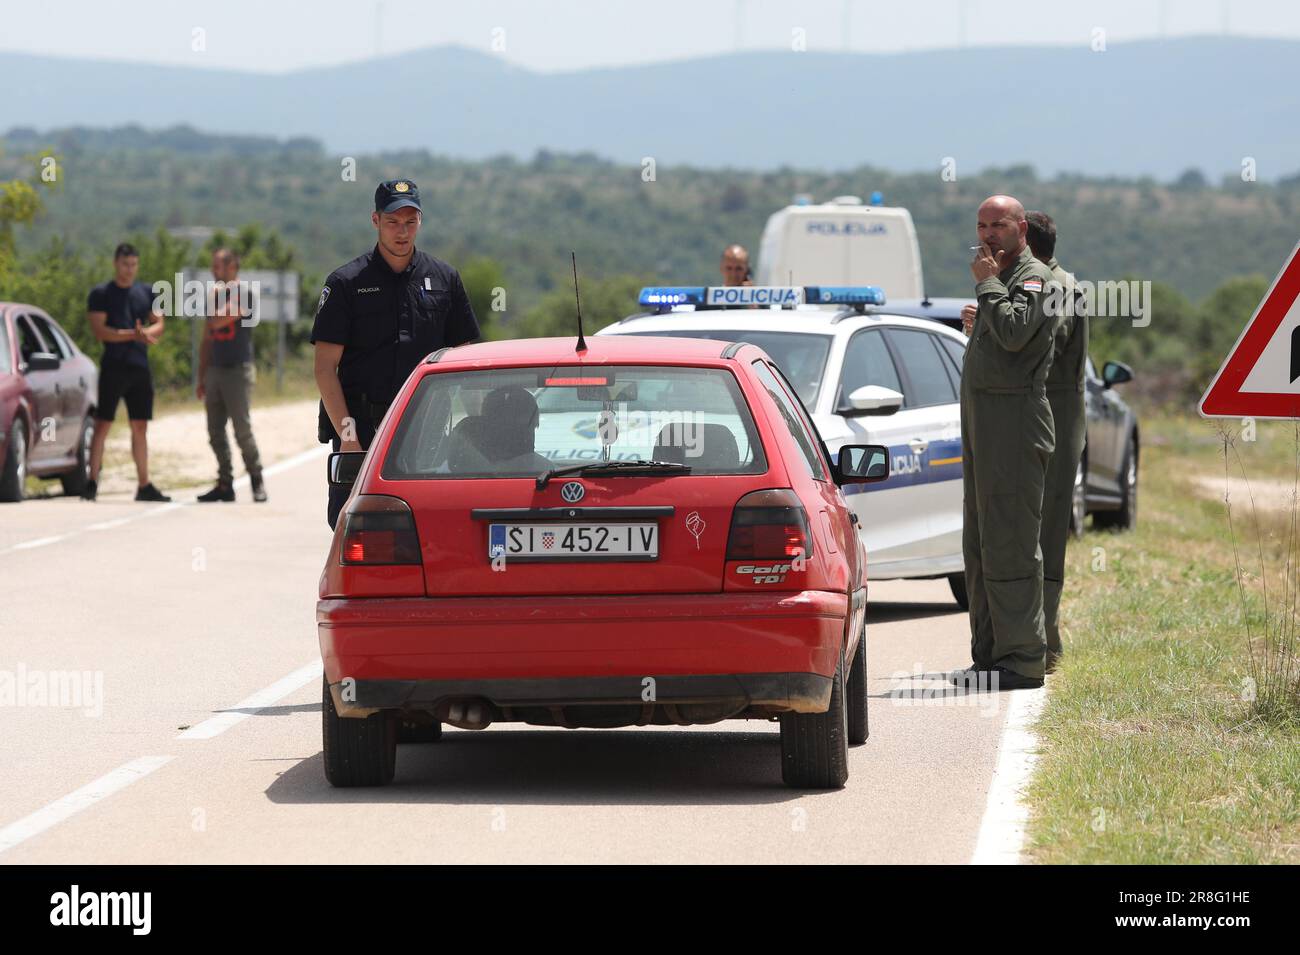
[{"xmin": 318, "ymin": 591, "xmax": 847, "ymax": 714}]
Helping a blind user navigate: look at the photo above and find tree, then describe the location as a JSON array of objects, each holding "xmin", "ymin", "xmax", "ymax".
[
  {"xmin": 458, "ymin": 257, "xmax": 506, "ymax": 340},
  {"xmin": 514, "ymin": 274, "xmax": 653, "ymax": 340}
]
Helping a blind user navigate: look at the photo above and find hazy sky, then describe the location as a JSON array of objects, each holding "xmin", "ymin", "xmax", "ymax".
[{"xmin": 0, "ymin": 0, "xmax": 1296, "ymax": 73}]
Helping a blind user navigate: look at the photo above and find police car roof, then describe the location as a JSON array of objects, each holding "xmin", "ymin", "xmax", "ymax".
[
  {"xmin": 601, "ymin": 306, "xmax": 968, "ymax": 340},
  {"xmin": 424, "ymin": 334, "xmax": 747, "ymax": 368},
  {"xmin": 870, "ymin": 297, "xmax": 972, "ymax": 321}
]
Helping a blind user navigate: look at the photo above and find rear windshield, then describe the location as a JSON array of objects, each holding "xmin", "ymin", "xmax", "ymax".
[
  {"xmin": 382, "ymin": 364, "xmax": 768, "ymax": 479},
  {"xmin": 625, "ymin": 330, "xmax": 831, "ymax": 407}
]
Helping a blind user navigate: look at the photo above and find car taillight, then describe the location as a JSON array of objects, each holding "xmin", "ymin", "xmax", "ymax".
[
  {"xmin": 340, "ymin": 495, "xmax": 421, "ymax": 565},
  {"xmin": 726, "ymin": 489, "xmax": 814, "ymax": 560}
]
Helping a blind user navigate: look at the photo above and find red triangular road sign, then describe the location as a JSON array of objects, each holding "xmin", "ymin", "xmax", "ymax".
[{"xmin": 1201, "ymin": 240, "xmax": 1300, "ymax": 419}]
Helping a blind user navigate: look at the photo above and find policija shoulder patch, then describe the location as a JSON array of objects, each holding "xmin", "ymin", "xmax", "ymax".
[{"xmin": 316, "ymin": 285, "xmax": 330, "ymax": 315}]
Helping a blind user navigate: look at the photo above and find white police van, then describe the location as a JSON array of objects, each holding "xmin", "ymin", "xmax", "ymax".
[
  {"xmin": 598, "ymin": 285, "xmax": 971, "ymax": 607},
  {"xmin": 756, "ymin": 195, "xmax": 925, "ymax": 301}
]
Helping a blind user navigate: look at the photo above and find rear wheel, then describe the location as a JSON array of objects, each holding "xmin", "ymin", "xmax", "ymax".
[
  {"xmin": 948, "ymin": 572, "xmax": 969, "ymax": 610},
  {"xmin": 0, "ymin": 418, "xmax": 27, "ymax": 503},
  {"xmin": 60, "ymin": 415, "xmax": 94, "ymax": 496},
  {"xmin": 1068, "ymin": 456, "xmax": 1087, "ymax": 538},
  {"xmin": 780, "ymin": 643, "xmax": 849, "ymax": 789},
  {"xmin": 847, "ymin": 626, "xmax": 869, "ymax": 746},
  {"xmin": 322, "ymin": 677, "xmax": 396, "ymax": 787}
]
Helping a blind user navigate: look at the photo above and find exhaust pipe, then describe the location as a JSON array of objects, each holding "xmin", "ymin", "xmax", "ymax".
[{"xmin": 444, "ymin": 700, "xmax": 493, "ymax": 730}]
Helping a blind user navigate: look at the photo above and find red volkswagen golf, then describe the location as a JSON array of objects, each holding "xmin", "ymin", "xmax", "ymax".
[{"xmin": 318, "ymin": 335, "xmax": 887, "ymax": 789}]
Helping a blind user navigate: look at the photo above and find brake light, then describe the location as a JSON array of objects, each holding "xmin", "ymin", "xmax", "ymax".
[
  {"xmin": 340, "ymin": 495, "xmax": 421, "ymax": 565},
  {"xmin": 726, "ymin": 489, "xmax": 814, "ymax": 560},
  {"xmin": 544, "ymin": 376, "xmax": 609, "ymax": 386}
]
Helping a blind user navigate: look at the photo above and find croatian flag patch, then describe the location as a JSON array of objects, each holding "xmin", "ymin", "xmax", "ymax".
[{"xmin": 1023, "ymin": 279, "xmax": 1043, "ymax": 292}]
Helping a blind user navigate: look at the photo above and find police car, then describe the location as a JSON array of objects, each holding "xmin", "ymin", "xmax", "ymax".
[{"xmin": 599, "ymin": 285, "xmax": 971, "ymax": 606}]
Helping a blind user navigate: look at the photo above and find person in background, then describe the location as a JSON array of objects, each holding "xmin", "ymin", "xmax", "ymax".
[
  {"xmin": 720, "ymin": 244, "xmax": 753, "ymax": 287},
  {"xmin": 196, "ymin": 247, "xmax": 267, "ymax": 503},
  {"xmin": 83, "ymin": 243, "xmax": 170, "ymax": 502}
]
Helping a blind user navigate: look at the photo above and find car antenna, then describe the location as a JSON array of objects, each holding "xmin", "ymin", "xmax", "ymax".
[{"xmin": 572, "ymin": 251, "xmax": 587, "ymax": 353}]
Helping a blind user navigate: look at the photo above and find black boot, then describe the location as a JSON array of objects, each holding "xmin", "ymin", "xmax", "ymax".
[
  {"xmin": 135, "ymin": 483, "xmax": 173, "ymax": 503},
  {"xmin": 196, "ymin": 482, "xmax": 235, "ymax": 503}
]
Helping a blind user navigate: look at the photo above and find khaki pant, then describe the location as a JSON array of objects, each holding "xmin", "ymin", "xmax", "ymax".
[
  {"xmin": 961, "ymin": 388, "xmax": 1054, "ymax": 680},
  {"xmin": 205, "ymin": 363, "xmax": 262, "ymax": 486},
  {"xmin": 1041, "ymin": 388, "xmax": 1087, "ymax": 658}
]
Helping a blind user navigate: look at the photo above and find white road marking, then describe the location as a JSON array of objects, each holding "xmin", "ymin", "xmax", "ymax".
[
  {"xmin": 176, "ymin": 660, "xmax": 323, "ymax": 740},
  {"xmin": 970, "ymin": 685, "xmax": 1047, "ymax": 865},
  {"xmin": 87, "ymin": 518, "xmax": 131, "ymax": 531},
  {"xmin": 0, "ymin": 446, "xmax": 326, "ymax": 557},
  {"xmin": 0, "ymin": 755, "xmax": 174, "ymax": 856},
  {"xmin": 10, "ymin": 535, "xmax": 66, "ymax": 550}
]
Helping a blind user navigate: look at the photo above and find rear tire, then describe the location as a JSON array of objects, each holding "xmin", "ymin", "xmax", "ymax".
[
  {"xmin": 847, "ymin": 627, "xmax": 869, "ymax": 746},
  {"xmin": 1068, "ymin": 456, "xmax": 1087, "ymax": 538},
  {"xmin": 0, "ymin": 418, "xmax": 27, "ymax": 503},
  {"xmin": 780, "ymin": 643, "xmax": 849, "ymax": 789},
  {"xmin": 59, "ymin": 415, "xmax": 94, "ymax": 496},
  {"xmin": 322, "ymin": 677, "xmax": 396, "ymax": 787},
  {"xmin": 948, "ymin": 573, "xmax": 969, "ymax": 610}
]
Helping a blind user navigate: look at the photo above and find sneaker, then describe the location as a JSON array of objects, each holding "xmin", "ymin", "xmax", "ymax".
[
  {"xmin": 135, "ymin": 483, "xmax": 172, "ymax": 503},
  {"xmin": 197, "ymin": 483, "xmax": 235, "ymax": 503},
  {"xmin": 80, "ymin": 479, "xmax": 97, "ymax": 501},
  {"xmin": 250, "ymin": 475, "xmax": 267, "ymax": 503}
]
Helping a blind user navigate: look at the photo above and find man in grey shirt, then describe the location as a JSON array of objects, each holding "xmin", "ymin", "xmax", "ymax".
[{"xmin": 196, "ymin": 248, "xmax": 266, "ymax": 502}]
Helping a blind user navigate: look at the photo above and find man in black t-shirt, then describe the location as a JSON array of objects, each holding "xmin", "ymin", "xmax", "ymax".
[
  {"xmin": 83, "ymin": 243, "xmax": 171, "ymax": 502},
  {"xmin": 311, "ymin": 179, "xmax": 480, "ymax": 528},
  {"xmin": 196, "ymin": 248, "xmax": 265, "ymax": 503}
]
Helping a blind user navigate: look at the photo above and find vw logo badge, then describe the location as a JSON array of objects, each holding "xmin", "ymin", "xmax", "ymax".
[{"xmin": 560, "ymin": 481, "xmax": 585, "ymax": 503}]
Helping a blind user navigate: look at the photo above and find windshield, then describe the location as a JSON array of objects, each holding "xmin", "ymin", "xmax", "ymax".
[
  {"xmin": 382, "ymin": 364, "xmax": 768, "ymax": 479},
  {"xmin": 624, "ymin": 330, "xmax": 832, "ymax": 407}
]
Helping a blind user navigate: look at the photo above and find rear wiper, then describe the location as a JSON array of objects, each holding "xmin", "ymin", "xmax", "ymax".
[{"xmin": 535, "ymin": 459, "xmax": 691, "ymax": 490}]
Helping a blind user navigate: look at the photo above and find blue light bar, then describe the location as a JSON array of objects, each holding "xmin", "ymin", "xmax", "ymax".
[
  {"xmin": 638, "ymin": 286, "xmax": 707, "ymax": 308},
  {"xmin": 638, "ymin": 285, "xmax": 887, "ymax": 311},
  {"xmin": 804, "ymin": 286, "xmax": 887, "ymax": 306}
]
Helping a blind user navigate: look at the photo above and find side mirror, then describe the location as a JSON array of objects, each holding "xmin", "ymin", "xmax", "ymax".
[
  {"xmin": 24, "ymin": 352, "xmax": 60, "ymax": 372},
  {"xmin": 836, "ymin": 444, "xmax": 890, "ymax": 486},
  {"xmin": 328, "ymin": 451, "xmax": 366, "ymax": 487},
  {"xmin": 840, "ymin": 385, "xmax": 904, "ymax": 417},
  {"xmin": 1102, "ymin": 361, "xmax": 1133, "ymax": 388}
]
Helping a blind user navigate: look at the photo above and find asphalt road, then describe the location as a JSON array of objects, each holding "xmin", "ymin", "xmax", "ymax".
[{"xmin": 0, "ymin": 451, "xmax": 1016, "ymax": 864}]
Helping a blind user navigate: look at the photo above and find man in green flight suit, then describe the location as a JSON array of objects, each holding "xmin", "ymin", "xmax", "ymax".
[
  {"xmin": 1026, "ymin": 210, "xmax": 1089, "ymax": 674},
  {"xmin": 953, "ymin": 195, "xmax": 1058, "ymax": 691}
]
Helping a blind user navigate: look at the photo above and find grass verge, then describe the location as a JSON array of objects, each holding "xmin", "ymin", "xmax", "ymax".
[{"xmin": 1026, "ymin": 413, "xmax": 1300, "ymax": 863}]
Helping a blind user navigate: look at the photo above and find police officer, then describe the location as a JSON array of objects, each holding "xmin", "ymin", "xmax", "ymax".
[
  {"xmin": 311, "ymin": 179, "xmax": 480, "ymax": 527},
  {"xmin": 953, "ymin": 195, "xmax": 1058, "ymax": 691},
  {"xmin": 1026, "ymin": 211, "xmax": 1088, "ymax": 673}
]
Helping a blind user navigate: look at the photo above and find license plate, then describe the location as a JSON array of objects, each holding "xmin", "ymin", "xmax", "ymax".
[{"xmin": 488, "ymin": 523, "xmax": 658, "ymax": 560}]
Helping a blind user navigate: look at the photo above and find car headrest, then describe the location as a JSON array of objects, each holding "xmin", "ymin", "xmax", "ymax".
[{"xmin": 653, "ymin": 423, "xmax": 739, "ymax": 470}]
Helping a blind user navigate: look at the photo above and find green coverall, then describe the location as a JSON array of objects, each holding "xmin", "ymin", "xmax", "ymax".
[
  {"xmin": 1040, "ymin": 257, "xmax": 1089, "ymax": 663},
  {"xmin": 961, "ymin": 245, "xmax": 1058, "ymax": 679}
]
